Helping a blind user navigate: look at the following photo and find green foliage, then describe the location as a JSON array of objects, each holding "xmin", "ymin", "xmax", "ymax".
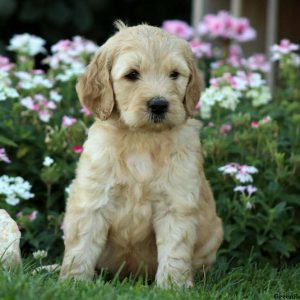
[{"xmin": 199, "ymin": 56, "xmax": 300, "ymax": 265}]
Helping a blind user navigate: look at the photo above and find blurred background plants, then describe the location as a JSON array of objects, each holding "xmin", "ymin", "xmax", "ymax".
[{"xmin": 0, "ymin": 10, "xmax": 300, "ymax": 268}]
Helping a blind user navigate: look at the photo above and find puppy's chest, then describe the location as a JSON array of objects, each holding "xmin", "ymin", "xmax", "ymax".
[
  {"xmin": 123, "ymin": 151, "xmax": 156, "ymax": 182},
  {"xmin": 108, "ymin": 151, "xmax": 164, "ymax": 240}
]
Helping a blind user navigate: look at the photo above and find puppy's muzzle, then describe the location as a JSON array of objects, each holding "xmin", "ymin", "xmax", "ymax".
[{"xmin": 147, "ymin": 97, "xmax": 169, "ymax": 123}]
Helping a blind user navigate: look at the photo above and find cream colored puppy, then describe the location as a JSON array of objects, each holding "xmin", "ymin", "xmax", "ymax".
[{"xmin": 60, "ymin": 21, "xmax": 223, "ymax": 287}]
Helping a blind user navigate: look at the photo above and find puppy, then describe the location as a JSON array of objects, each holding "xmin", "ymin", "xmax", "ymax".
[{"xmin": 60, "ymin": 21, "xmax": 223, "ymax": 287}]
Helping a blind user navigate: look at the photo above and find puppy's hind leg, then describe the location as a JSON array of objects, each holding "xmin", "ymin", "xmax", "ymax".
[
  {"xmin": 60, "ymin": 212, "xmax": 110, "ymax": 280},
  {"xmin": 60, "ymin": 207, "xmax": 110, "ymax": 280}
]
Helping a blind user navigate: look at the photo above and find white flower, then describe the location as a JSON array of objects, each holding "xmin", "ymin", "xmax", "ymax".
[
  {"xmin": 39, "ymin": 110, "xmax": 51, "ymax": 123},
  {"xmin": 20, "ymin": 97, "xmax": 35, "ymax": 110},
  {"xmin": 235, "ymin": 172, "xmax": 253, "ymax": 183},
  {"xmin": 199, "ymin": 86, "xmax": 241, "ymax": 119},
  {"xmin": 219, "ymin": 163, "xmax": 239, "ymax": 175},
  {"xmin": 271, "ymin": 39, "xmax": 299, "ymax": 61},
  {"xmin": 245, "ymin": 201, "xmax": 253, "ymax": 210},
  {"xmin": 239, "ymin": 165, "xmax": 258, "ymax": 174},
  {"xmin": 234, "ymin": 185, "xmax": 246, "ymax": 192},
  {"xmin": 0, "ymin": 70, "xmax": 19, "ymax": 101},
  {"xmin": 219, "ymin": 163, "xmax": 258, "ymax": 184},
  {"xmin": 15, "ymin": 71, "xmax": 53, "ymax": 90},
  {"xmin": 218, "ymin": 86, "xmax": 241, "ymax": 110},
  {"xmin": 290, "ymin": 53, "xmax": 300, "ymax": 66},
  {"xmin": 0, "ymin": 175, "xmax": 34, "ymax": 205},
  {"xmin": 8, "ymin": 33, "xmax": 46, "ymax": 56},
  {"xmin": 234, "ymin": 185, "xmax": 257, "ymax": 197},
  {"xmin": 248, "ymin": 73, "xmax": 265, "ymax": 88},
  {"xmin": 43, "ymin": 156, "xmax": 54, "ymax": 167},
  {"xmin": 33, "ymin": 250, "xmax": 48, "ymax": 260},
  {"xmin": 50, "ymin": 90, "xmax": 62, "ymax": 102},
  {"xmin": 247, "ymin": 86, "xmax": 272, "ymax": 107},
  {"xmin": 65, "ymin": 183, "xmax": 72, "ymax": 195},
  {"xmin": 232, "ymin": 75, "xmax": 248, "ymax": 91},
  {"xmin": 55, "ymin": 62, "xmax": 85, "ymax": 82},
  {"xmin": 246, "ymin": 185, "xmax": 257, "ymax": 195}
]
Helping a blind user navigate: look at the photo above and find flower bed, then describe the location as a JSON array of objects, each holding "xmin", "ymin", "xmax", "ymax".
[{"xmin": 1, "ymin": 12, "xmax": 300, "ymax": 266}]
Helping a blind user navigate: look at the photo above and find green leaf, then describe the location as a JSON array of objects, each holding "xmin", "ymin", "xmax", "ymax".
[
  {"xmin": 0, "ymin": 135, "xmax": 17, "ymax": 147},
  {"xmin": 269, "ymin": 240, "xmax": 290, "ymax": 257},
  {"xmin": 16, "ymin": 145, "xmax": 30, "ymax": 158},
  {"xmin": 273, "ymin": 202, "xmax": 286, "ymax": 218}
]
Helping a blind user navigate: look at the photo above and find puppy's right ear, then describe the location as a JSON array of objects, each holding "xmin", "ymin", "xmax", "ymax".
[{"xmin": 76, "ymin": 46, "xmax": 114, "ymax": 120}]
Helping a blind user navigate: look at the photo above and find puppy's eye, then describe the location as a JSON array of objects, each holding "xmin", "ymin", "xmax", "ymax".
[
  {"xmin": 170, "ymin": 71, "xmax": 179, "ymax": 80},
  {"xmin": 125, "ymin": 70, "xmax": 140, "ymax": 81}
]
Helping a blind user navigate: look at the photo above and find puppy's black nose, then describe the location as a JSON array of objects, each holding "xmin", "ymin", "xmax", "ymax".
[{"xmin": 147, "ymin": 97, "xmax": 169, "ymax": 114}]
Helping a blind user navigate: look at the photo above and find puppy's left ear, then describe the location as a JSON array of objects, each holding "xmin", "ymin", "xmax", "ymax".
[{"xmin": 184, "ymin": 58, "xmax": 203, "ymax": 117}]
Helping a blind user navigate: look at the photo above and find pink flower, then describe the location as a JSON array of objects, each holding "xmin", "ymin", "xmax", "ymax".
[
  {"xmin": 0, "ymin": 148, "xmax": 11, "ymax": 163},
  {"xmin": 208, "ymin": 121, "xmax": 214, "ymax": 127},
  {"xmin": 210, "ymin": 77, "xmax": 219, "ymax": 87},
  {"xmin": 251, "ymin": 116, "xmax": 272, "ymax": 128},
  {"xmin": 219, "ymin": 124, "xmax": 232, "ymax": 135},
  {"xmin": 0, "ymin": 56, "xmax": 13, "ymax": 71},
  {"xmin": 32, "ymin": 69, "xmax": 44, "ymax": 75},
  {"xmin": 34, "ymin": 94, "xmax": 44, "ymax": 101},
  {"xmin": 271, "ymin": 39, "xmax": 299, "ymax": 54},
  {"xmin": 198, "ymin": 11, "xmax": 256, "ymax": 43},
  {"xmin": 46, "ymin": 101, "xmax": 57, "ymax": 110},
  {"xmin": 38, "ymin": 110, "xmax": 51, "ymax": 122},
  {"xmin": 28, "ymin": 210, "xmax": 38, "ymax": 221},
  {"xmin": 80, "ymin": 106, "xmax": 92, "ymax": 116},
  {"xmin": 72, "ymin": 145, "xmax": 83, "ymax": 153},
  {"xmin": 271, "ymin": 39, "xmax": 300, "ymax": 61},
  {"xmin": 261, "ymin": 116, "xmax": 271, "ymax": 124},
  {"xmin": 244, "ymin": 54, "xmax": 270, "ymax": 73},
  {"xmin": 162, "ymin": 20, "xmax": 194, "ymax": 40},
  {"xmin": 233, "ymin": 18, "xmax": 256, "ymax": 42},
  {"xmin": 189, "ymin": 39, "xmax": 212, "ymax": 58},
  {"xmin": 239, "ymin": 165, "xmax": 258, "ymax": 174},
  {"xmin": 33, "ymin": 104, "xmax": 40, "ymax": 111},
  {"xmin": 62, "ymin": 115, "xmax": 77, "ymax": 127},
  {"xmin": 16, "ymin": 212, "xmax": 23, "ymax": 218},
  {"xmin": 195, "ymin": 100, "xmax": 201, "ymax": 110},
  {"xmin": 51, "ymin": 40, "xmax": 72, "ymax": 52},
  {"xmin": 16, "ymin": 211, "xmax": 38, "ymax": 221}
]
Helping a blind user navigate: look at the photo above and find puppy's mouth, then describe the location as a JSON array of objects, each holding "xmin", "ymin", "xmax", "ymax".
[{"xmin": 149, "ymin": 112, "xmax": 166, "ymax": 123}]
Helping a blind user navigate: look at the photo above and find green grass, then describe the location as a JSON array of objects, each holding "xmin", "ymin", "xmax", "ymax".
[{"xmin": 0, "ymin": 262, "xmax": 299, "ymax": 300}]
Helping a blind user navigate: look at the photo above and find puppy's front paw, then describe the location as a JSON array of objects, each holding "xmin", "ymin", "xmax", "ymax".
[
  {"xmin": 155, "ymin": 264, "xmax": 193, "ymax": 288},
  {"xmin": 60, "ymin": 262, "xmax": 94, "ymax": 281}
]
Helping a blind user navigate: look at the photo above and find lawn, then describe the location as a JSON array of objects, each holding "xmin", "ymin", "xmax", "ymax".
[{"xmin": 0, "ymin": 262, "xmax": 299, "ymax": 300}]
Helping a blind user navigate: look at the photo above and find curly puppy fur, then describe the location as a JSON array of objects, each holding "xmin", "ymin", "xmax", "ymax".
[{"xmin": 60, "ymin": 21, "xmax": 223, "ymax": 287}]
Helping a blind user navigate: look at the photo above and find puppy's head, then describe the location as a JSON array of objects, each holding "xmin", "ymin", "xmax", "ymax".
[{"xmin": 76, "ymin": 21, "xmax": 202, "ymax": 130}]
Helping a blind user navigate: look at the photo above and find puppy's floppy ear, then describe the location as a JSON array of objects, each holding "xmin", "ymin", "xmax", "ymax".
[
  {"xmin": 184, "ymin": 57, "xmax": 203, "ymax": 117},
  {"xmin": 76, "ymin": 46, "xmax": 114, "ymax": 120}
]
